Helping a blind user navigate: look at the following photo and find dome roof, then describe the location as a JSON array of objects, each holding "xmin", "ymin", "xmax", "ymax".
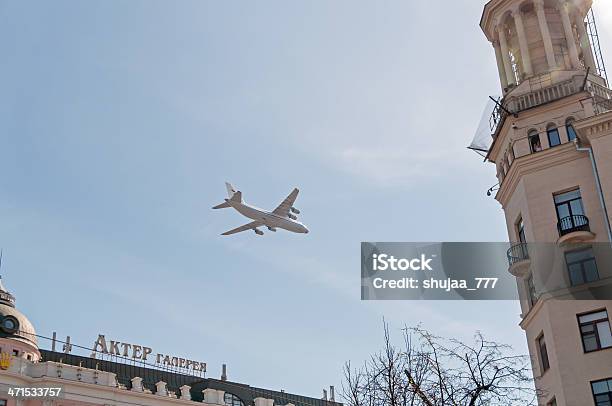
[{"xmin": 0, "ymin": 277, "xmax": 38, "ymax": 347}]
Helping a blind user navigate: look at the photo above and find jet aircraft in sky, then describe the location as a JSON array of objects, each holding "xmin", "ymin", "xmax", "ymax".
[{"xmin": 213, "ymin": 183, "xmax": 309, "ymax": 236}]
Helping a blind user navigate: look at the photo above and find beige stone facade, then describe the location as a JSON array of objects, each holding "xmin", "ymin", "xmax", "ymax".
[{"xmin": 480, "ymin": 0, "xmax": 612, "ymax": 405}]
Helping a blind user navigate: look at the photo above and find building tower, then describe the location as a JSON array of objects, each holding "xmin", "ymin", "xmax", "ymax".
[
  {"xmin": 0, "ymin": 277, "xmax": 40, "ymax": 362},
  {"xmin": 478, "ymin": 0, "xmax": 612, "ymax": 405}
]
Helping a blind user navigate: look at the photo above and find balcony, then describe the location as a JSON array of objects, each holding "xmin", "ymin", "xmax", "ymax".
[
  {"xmin": 558, "ymin": 215, "xmax": 590, "ymax": 236},
  {"xmin": 507, "ymin": 243, "xmax": 530, "ymax": 277},
  {"xmin": 556, "ymin": 214, "xmax": 597, "ymax": 245}
]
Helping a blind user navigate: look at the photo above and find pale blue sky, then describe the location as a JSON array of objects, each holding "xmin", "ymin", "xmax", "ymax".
[{"xmin": 1, "ymin": 0, "xmax": 611, "ymax": 399}]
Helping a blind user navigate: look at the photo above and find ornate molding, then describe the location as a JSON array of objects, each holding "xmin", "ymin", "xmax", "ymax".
[
  {"xmin": 574, "ymin": 111, "xmax": 612, "ymax": 141},
  {"xmin": 496, "ymin": 143, "xmax": 584, "ymax": 206}
]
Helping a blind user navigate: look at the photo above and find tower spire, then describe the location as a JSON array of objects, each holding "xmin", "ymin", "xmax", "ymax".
[{"xmin": 0, "ymin": 254, "xmax": 15, "ymax": 308}]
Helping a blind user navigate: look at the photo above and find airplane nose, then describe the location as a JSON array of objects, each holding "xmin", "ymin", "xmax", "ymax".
[{"xmin": 304, "ymin": 227, "xmax": 309, "ymax": 234}]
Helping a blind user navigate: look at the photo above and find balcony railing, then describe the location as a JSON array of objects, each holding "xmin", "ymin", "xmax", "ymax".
[
  {"xmin": 557, "ymin": 215, "xmax": 590, "ymax": 236},
  {"xmin": 507, "ymin": 242, "xmax": 530, "ymax": 267},
  {"xmin": 506, "ymin": 76, "xmax": 581, "ymax": 113}
]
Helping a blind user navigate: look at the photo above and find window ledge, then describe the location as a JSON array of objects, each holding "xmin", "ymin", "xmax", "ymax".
[{"xmin": 584, "ymin": 346, "xmax": 612, "ymax": 355}]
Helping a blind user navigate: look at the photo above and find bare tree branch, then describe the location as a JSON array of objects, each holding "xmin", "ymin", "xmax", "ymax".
[{"xmin": 342, "ymin": 321, "xmax": 537, "ymax": 406}]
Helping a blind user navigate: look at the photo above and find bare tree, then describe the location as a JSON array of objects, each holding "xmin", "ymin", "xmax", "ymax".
[{"xmin": 342, "ymin": 322, "xmax": 537, "ymax": 406}]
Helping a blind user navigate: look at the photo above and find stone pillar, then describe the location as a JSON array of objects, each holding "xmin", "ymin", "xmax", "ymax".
[
  {"xmin": 559, "ymin": 123, "xmax": 570, "ymax": 143},
  {"xmin": 574, "ymin": 13, "xmax": 597, "ymax": 71},
  {"xmin": 535, "ymin": 0, "xmax": 556, "ymax": 70},
  {"xmin": 131, "ymin": 376, "xmax": 143, "ymax": 392},
  {"xmin": 218, "ymin": 390, "xmax": 226, "ymax": 405},
  {"xmin": 204, "ymin": 388, "xmax": 224, "ymax": 404},
  {"xmin": 180, "ymin": 385, "xmax": 192, "ymax": 401},
  {"xmin": 493, "ymin": 41, "xmax": 509, "ymax": 89},
  {"xmin": 156, "ymin": 381, "xmax": 168, "ymax": 396},
  {"xmin": 254, "ymin": 398, "xmax": 268, "ymax": 406},
  {"xmin": 497, "ymin": 24, "xmax": 516, "ymax": 86},
  {"xmin": 558, "ymin": 1, "xmax": 580, "ymax": 68},
  {"xmin": 512, "ymin": 6, "xmax": 533, "ymax": 77}
]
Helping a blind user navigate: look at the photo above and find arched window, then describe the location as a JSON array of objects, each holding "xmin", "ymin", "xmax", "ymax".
[
  {"xmin": 566, "ymin": 118, "xmax": 577, "ymax": 141},
  {"xmin": 528, "ymin": 130, "xmax": 542, "ymax": 153},
  {"xmin": 224, "ymin": 393, "xmax": 245, "ymax": 406},
  {"xmin": 547, "ymin": 124, "xmax": 561, "ymax": 147}
]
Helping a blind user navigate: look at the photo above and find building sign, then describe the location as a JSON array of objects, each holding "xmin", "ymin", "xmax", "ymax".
[
  {"xmin": 91, "ymin": 335, "xmax": 206, "ymax": 372},
  {"xmin": 0, "ymin": 352, "xmax": 12, "ymax": 370}
]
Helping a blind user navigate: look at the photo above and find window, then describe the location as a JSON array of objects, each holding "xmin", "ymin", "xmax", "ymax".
[
  {"xmin": 565, "ymin": 248, "xmax": 599, "ymax": 286},
  {"xmin": 517, "ymin": 217, "xmax": 526, "ymax": 243},
  {"xmin": 537, "ymin": 334, "xmax": 550, "ymax": 373},
  {"xmin": 527, "ymin": 274, "xmax": 537, "ymax": 307},
  {"xmin": 592, "ymin": 378, "xmax": 612, "ymax": 406},
  {"xmin": 529, "ymin": 131, "xmax": 542, "ymax": 153},
  {"xmin": 554, "ymin": 189, "xmax": 587, "ymax": 234},
  {"xmin": 0, "ymin": 400, "xmax": 6, "ymax": 406},
  {"xmin": 0, "ymin": 316, "xmax": 19, "ymax": 334},
  {"xmin": 12, "ymin": 350, "xmax": 18, "ymax": 357},
  {"xmin": 224, "ymin": 393, "xmax": 244, "ymax": 406},
  {"xmin": 547, "ymin": 125, "xmax": 561, "ymax": 147},
  {"xmin": 578, "ymin": 310, "xmax": 612, "ymax": 352},
  {"xmin": 566, "ymin": 119, "xmax": 577, "ymax": 141}
]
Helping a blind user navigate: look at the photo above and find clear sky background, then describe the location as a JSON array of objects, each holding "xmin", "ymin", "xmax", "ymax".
[{"xmin": 1, "ymin": 0, "xmax": 611, "ymax": 400}]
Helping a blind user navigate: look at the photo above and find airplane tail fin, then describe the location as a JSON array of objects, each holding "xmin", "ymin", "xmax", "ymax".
[
  {"xmin": 212, "ymin": 182, "xmax": 242, "ymax": 209},
  {"xmin": 225, "ymin": 182, "xmax": 242, "ymax": 203},
  {"xmin": 226, "ymin": 182, "xmax": 238, "ymax": 198}
]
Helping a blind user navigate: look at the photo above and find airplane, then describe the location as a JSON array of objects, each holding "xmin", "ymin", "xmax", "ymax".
[{"xmin": 212, "ymin": 182, "xmax": 309, "ymax": 236}]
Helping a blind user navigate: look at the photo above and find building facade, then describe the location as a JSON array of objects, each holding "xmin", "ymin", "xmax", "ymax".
[
  {"xmin": 0, "ymin": 280, "xmax": 341, "ymax": 406},
  {"xmin": 479, "ymin": 0, "xmax": 612, "ymax": 405}
]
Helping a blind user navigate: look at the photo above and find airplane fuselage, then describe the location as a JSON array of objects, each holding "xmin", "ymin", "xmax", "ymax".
[{"xmin": 226, "ymin": 200, "xmax": 309, "ymax": 234}]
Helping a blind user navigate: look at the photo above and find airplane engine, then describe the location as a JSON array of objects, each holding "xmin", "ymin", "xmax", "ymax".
[
  {"xmin": 288, "ymin": 214, "xmax": 297, "ymax": 220},
  {"xmin": 267, "ymin": 226, "xmax": 277, "ymax": 232},
  {"xmin": 290, "ymin": 207, "xmax": 301, "ymax": 214},
  {"xmin": 254, "ymin": 229, "xmax": 264, "ymax": 236}
]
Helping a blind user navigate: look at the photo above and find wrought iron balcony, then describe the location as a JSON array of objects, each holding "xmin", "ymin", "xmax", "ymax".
[
  {"xmin": 557, "ymin": 215, "xmax": 590, "ymax": 237},
  {"xmin": 507, "ymin": 243, "xmax": 530, "ymax": 267}
]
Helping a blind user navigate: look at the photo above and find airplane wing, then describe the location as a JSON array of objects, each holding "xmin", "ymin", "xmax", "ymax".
[
  {"xmin": 272, "ymin": 188, "xmax": 299, "ymax": 217},
  {"xmin": 221, "ymin": 221, "xmax": 263, "ymax": 236}
]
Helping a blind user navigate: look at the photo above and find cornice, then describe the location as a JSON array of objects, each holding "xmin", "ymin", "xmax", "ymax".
[
  {"xmin": 496, "ymin": 143, "xmax": 585, "ymax": 206},
  {"xmin": 575, "ymin": 111, "xmax": 612, "ymax": 141},
  {"xmin": 488, "ymin": 92, "xmax": 589, "ymax": 162}
]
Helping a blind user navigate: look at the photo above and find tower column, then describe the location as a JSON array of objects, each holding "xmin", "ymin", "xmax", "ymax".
[
  {"xmin": 512, "ymin": 6, "xmax": 533, "ymax": 77},
  {"xmin": 574, "ymin": 13, "xmax": 597, "ymax": 72},
  {"xmin": 497, "ymin": 24, "xmax": 516, "ymax": 86},
  {"xmin": 558, "ymin": 1, "xmax": 581, "ymax": 69},
  {"xmin": 534, "ymin": 0, "xmax": 556, "ymax": 70},
  {"xmin": 493, "ymin": 41, "xmax": 509, "ymax": 90}
]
